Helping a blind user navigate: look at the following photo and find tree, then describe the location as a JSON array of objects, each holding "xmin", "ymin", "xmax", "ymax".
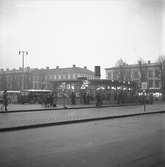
[
  {"xmin": 157, "ymin": 55, "xmax": 165, "ymax": 96},
  {"xmin": 115, "ymin": 58, "xmax": 128, "ymax": 82},
  {"xmin": 115, "ymin": 58, "xmax": 127, "ymax": 67},
  {"xmin": 138, "ymin": 58, "xmax": 148, "ymax": 83}
]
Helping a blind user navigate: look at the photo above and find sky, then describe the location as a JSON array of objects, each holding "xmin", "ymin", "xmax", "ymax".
[
  {"xmin": 0, "ymin": 0, "xmax": 164, "ymax": 78},
  {"xmin": 163, "ymin": 0, "xmax": 165, "ymax": 53}
]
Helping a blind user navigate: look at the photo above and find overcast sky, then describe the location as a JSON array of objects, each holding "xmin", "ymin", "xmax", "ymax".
[{"xmin": 0, "ymin": 0, "xmax": 164, "ymax": 78}]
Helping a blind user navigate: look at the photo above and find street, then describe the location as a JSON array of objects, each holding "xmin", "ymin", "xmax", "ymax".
[
  {"xmin": 0, "ymin": 114, "xmax": 165, "ymax": 167},
  {"xmin": 0, "ymin": 103, "xmax": 165, "ymax": 130}
]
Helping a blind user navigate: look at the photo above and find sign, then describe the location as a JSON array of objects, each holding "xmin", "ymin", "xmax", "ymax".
[
  {"xmin": 60, "ymin": 82, "xmax": 66, "ymax": 91},
  {"xmin": 83, "ymin": 80, "xmax": 89, "ymax": 85},
  {"xmin": 141, "ymin": 82, "xmax": 147, "ymax": 90},
  {"xmin": 80, "ymin": 80, "xmax": 89, "ymax": 89},
  {"xmin": 94, "ymin": 66, "xmax": 101, "ymax": 77}
]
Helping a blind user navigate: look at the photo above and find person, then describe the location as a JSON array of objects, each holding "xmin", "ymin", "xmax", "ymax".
[
  {"xmin": 49, "ymin": 93, "xmax": 54, "ymax": 107},
  {"xmin": 149, "ymin": 93, "xmax": 153, "ymax": 104},
  {"xmin": 63, "ymin": 92, "xmax": 68, "ymax": 109},
  {"xmin": 71, "ymin": 92, "xmax": 76, "ymax": 105},
  {"xmin": 83, "ymin": 92, "xmax": 87, "ymax": 104},
  {"xmin": 96, "ymin": 91, "xmax": 102, "ymax": 107},
  {"xmin": 86, "ymin": 92, "xmax": 90, "ymax": 104},
  {"xmin": 52, "ymin": 91, "xmax": 58, "ymax": 107},
  {"xmin": 44, "ymin": 94, "xmax": 50, "ymax": 107},
  {"xmin": 0, "ymin": 94, "xmax": 3, "ymax": 111},
  {"xmin": 3, "ymin": 90, "xmax": 8, "ymax": 111}
]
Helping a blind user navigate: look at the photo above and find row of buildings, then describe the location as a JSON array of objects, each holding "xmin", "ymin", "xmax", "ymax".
[
  {"xmin": 0, "ymin": 65, "xmax": 100, "ymax": 91},
  {"xmin": 0, "ymin": 61, "xmax": 164, "ymax": 92},
  {"xmin": 105, "ymin": 61, "xmax": 162, "ymax": 91}
]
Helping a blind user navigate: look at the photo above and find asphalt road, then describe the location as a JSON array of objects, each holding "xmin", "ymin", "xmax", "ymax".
[{"xmin": 0, "ymin": 114, "xmax": 165, "ymax": 167}]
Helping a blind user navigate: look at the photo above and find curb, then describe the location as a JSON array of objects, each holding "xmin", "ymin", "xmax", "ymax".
[
  {"xmin": 0, "ymin": 110, "xmax": 164, "ymax": 132},
  {"xmin": 0, "ymin": 103, "xmax": 139, "ymax": 113}
]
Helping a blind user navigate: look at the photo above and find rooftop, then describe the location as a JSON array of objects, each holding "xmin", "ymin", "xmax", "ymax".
[
  {"xmin": 0, "ymin": 65, "xmax": 94, "ymax": 75},
  {"xmin": 105, "ymin": 62, "xmax": 160, "ymax": 70}
]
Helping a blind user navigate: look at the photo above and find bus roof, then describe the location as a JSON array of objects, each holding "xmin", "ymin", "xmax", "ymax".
[{"xmin": 22, "ymin": 89, "xmax": 52, "ymax": 93}]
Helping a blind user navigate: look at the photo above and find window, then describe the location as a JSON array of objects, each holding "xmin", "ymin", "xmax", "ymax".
[
  {"xmin": 49, "ymin": 75, "xmax": 52, "ymax": 80},
  {"xmin": 113, "ymin": 71, "xmax": 118, "ymax": 80},
  {"xmin": 148, "ymin": 80, "xmax": 153, "ymax": 88},
  {"xmin": 108, "ymin": 72, "xmax": 112, "ymax": 79},
  {"xmin": 155, "ymin": 69, "xmax": 160, "ymax": 78},
  {"xmin": 155, "ymin": 80, "xmax": 160, "ymax": 88},
  {"xmin": 133, "ymin": 71, "xmax": 139, "ymax": 79},
  {"xmin": 148, "ymin": 71, "xmax": 153, "ymax": 78}
]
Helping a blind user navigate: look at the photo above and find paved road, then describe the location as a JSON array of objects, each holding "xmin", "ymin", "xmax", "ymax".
[
  {"xmin": 0, "ymin": 114, "xmax": 165, "ymax": 167},
  {"xmin": 0, "ymin": 103, "xmax": 165, "ymax": 129}
]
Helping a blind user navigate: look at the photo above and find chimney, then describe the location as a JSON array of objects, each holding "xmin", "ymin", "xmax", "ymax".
[
  {"xmin": 84, "ymin": 66, "xmax": 87, "ymax": 69},
  {"xmin": 73, "ymin": 64, "xmax": 76, "ymax": 68},
  {"xmin": 46, "ymin": 67, "xmax": 49, "ymax": 70},
  {"xmin": 94, "ymin": 66, "xmax": 101, "ymax": 78},
  {"xmin": 19, "ymin": 67, "xmax": 22, "ymax": 71},
  {"xmin": 56, "ymin": 66, "xmax": 59, "ymax": 69},
  {"xmin": 26, "ymin": 66, "xmax": 30, "ymax": 71},
  {"xmin": 148, "ymin": 60, "xmax": 151, "ymax": 64}
]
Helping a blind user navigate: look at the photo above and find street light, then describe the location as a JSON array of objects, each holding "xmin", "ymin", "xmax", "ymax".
[{"xmin": 19, "ymin": 51, "xmax": 28, "ymax": 90}]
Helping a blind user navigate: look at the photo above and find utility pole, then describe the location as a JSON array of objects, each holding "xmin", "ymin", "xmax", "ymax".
[{"xmin": 19, "ymin": 51, "xmax": 28, "ymax": 90}]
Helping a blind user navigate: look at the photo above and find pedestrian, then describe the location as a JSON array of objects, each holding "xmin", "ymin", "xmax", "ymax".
[
  {"xmin": 0, "ymin": 95, "xmax": 4, "ymax": 111},
  {"xmin": 53, "ymin": 91, "xmax": 58, "ymax": 107},
  {"xmin": 44, "ymin": 94, "xmax": 49, "ymax": 107},
  {"xmin": 96, "ymin": 91, "xmax": 101, "ymax": 107},
  {"xmin": 86, "ymin": 92, "xmax": 90, "ymax": 104},
  {"xmin": 149, "ymin": 93, "xmax": 153, "ymax": 104},
  {"xmin": 49, "ymin": 93, "xmax": 54, "ymax": 107},
  {"xmin": 63, "ymin": 92, "xmax": 67, "ymax": 109},
  {"xmin": 83, "ymin": 92, "xmax": 87, "ymax": 104},
  {"xmin": 71, "ymin": 92, "xmax": 76, "ymax": 105},
  {"xmin": 3, "ymin": 90, "xmax": 8, "ymax": 111}
]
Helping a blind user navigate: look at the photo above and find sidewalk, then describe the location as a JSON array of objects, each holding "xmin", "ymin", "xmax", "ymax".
[
  {"xmin": 0, "ymin": 103, "xmax": 165, "ymax": 132},
  {"xmin": 4, "ymin": 103, "xmax": 97, "ymax": 112},
  {"xmin": 2, "ymin": 103, "xmax": 138, "ymax": 113}
]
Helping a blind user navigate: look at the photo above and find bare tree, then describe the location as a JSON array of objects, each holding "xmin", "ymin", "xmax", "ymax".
[
  {"xmin": 157, "ymin": 55, "xmax": 165, "ymax": 96},
  {"xmin": 138, "ymin": 58, "xmax": 148, "ymax": 83},
  {"xmin": 115, "ymin": 58, "xmax": 128, "ymax": 82}
]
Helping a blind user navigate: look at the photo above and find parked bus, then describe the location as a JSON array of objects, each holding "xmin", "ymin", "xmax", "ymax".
[{"xmin": 19, "ymin": 89, "xmax": 52, "ymax": 104}]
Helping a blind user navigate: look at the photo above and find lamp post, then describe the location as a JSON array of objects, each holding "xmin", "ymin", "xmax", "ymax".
[{"xmin": 19, "ymin": 51, "xmax": 28, "ymax": 90}]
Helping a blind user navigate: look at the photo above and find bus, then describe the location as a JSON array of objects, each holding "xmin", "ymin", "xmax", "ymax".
[{"xmin": 19, "ymin": 89, "xmax": 52, "ymax": 104}]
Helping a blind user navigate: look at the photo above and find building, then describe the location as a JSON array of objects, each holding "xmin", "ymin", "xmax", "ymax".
[
  {"xmin": 105, "ymin": 61, "xmax": 161, "ymax": 90},
  {"xmin": 0, "ymin": 65, "xmax": 97, "ymax": 91}
]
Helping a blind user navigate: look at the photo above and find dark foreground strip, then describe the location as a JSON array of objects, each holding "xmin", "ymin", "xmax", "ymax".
[
  {"xmin": 0, "ymin": 103, "xmax": 138, "ymax": 113},
  {"xmin": 0, "ymin": 110, "xmax": 165, "ymax": 132}
]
